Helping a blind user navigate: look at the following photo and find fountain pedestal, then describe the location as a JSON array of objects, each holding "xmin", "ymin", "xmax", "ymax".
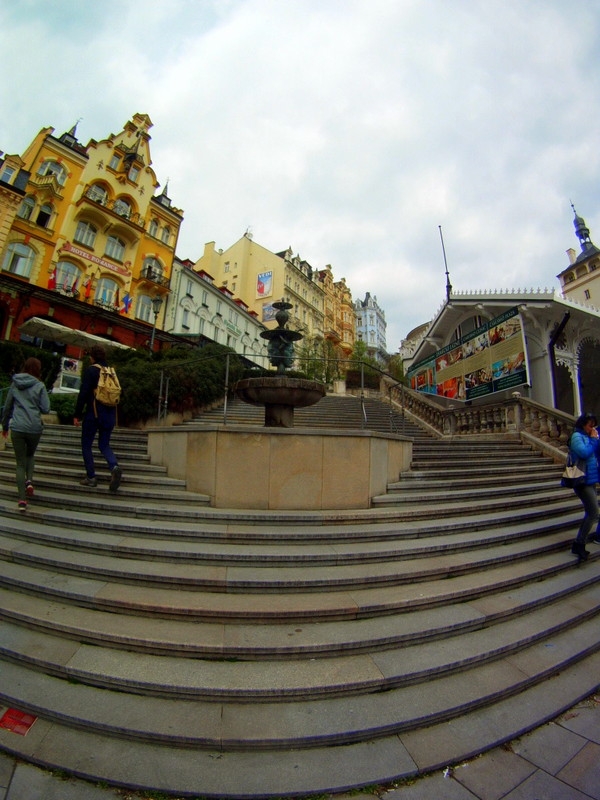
[{"xmin": 234, "ymin": 376, "xmax": 326, "ymax": 427}]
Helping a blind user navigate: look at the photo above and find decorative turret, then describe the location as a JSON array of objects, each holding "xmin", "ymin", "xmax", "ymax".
[{"xmin": 571, "ymin": 203, "xmax": 600, "ymax": 262}]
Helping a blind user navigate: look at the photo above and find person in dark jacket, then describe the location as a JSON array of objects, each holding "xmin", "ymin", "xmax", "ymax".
[
  {"xmin": 73, "ymin": 345, "xmax": 122, "ymax": 492},
  {"xmin": 568, "ymin": 413, "xmax": 600, "ymax": 561},
  {"xmin": 1, "ymin": 357, "xmax": 50, "ymax": 512}
]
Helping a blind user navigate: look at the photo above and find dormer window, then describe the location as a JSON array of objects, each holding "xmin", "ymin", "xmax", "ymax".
[{"xmin": 0, "ymin": 166, "xmax": 15, "ymax": 183}]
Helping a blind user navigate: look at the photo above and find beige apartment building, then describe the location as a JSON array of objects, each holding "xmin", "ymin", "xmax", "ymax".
[{"xmin": 195, "ymin": 232, "xmax": 328, "ymax": 338}]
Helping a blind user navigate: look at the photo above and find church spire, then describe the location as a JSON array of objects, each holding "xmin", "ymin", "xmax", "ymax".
[{"xmin": 571, "ymin": 202, "xmax": 600, "ymax": 263}]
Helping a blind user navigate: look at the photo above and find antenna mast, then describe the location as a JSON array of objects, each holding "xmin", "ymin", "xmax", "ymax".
[{"xmin": 439, "ymin": 225, "xmax": 452, "ymax": 301}]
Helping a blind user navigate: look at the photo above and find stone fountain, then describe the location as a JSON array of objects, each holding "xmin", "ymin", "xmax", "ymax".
[
  {"xmin": 234, "ymin": 300, "xmax": 326, "ymax": 427},
  {"xmin": 147, "ymin": 301, "xmax": 411, "ymax": 510}
]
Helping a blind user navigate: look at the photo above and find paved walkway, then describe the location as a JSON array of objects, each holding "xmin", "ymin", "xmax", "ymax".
[{"xmin": 0, "ymin": 692, "xmax": 598, "ymax": 800}]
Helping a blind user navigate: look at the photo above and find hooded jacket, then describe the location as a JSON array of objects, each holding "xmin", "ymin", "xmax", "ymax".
[{"xmin": 1, "ymin": 373, "xmax": 51, "ymax": 435}]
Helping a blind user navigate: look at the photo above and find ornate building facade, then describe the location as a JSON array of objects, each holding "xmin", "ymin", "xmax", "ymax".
[
  {"xmin": 354, "ymin": 292, "xmax": 387, "ymax": 363},
  {"xmin": 0, "ymin": 114, "xmax": 182, "ymax": 354}
]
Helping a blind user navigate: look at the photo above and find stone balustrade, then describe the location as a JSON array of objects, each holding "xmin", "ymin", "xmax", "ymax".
[{"xmin": 382, "ymin": 378, "xmax": 574, "ymax": 463}]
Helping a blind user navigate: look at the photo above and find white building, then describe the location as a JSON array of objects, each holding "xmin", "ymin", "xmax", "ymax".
[
  {"xmin": 354, "ymin": 292, "xmax": 387, "ymax": 363},
  {"xmin": 165, "ymin": 256, "xmax": 269, "ymax": 365}
]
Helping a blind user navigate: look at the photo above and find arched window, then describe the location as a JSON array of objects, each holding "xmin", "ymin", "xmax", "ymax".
[
  {"xmin": 56, "ymin": 260, "xmax": 81, "ymax": 292},
  {"xmin": 17, "ymin": 196, "xmax": 35, "ymax": 220},
  {"xmin": 161, "ymin": 226, "xmax": 171, "ymax": 245},
  {"xmin": 105, "ymin": 235, "xmax": 125, "ymax": 262},
  {"xmin": 135, "ymin": 294, "xmax": 153, "ymax": 322},
  {"xmin": 95, "ymin": 277, "xmax": 118, "ymax": 307},
  {"xmin": 37, "ymin": 160, "xmax": 67, "ymax": 186},
  {"xmin": 36, "ymin": 203, "xmax": 53, "ymax": 228},
  {"xmin": 143, "ymin": 256, "xmax": 163, "ymax": 281},
  {"xmin": 114, "ymin": 197, "xmax": 131, "ymax": 218},
  {"xmin": 149, "ymin": 219, "xmax": 159, "ymax": 237},
  {"xmin": 1, "ymin": 242, "xmax": 35, "ymax": 277},
  {"xmin": 74, "ymin": 220, "xmax": 97, "ymax": 248},
  {"xmin": 86, "ymin": 183, "xmax": 108, "ymax": 205}
]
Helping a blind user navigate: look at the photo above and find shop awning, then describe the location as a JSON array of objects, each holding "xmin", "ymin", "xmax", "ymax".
[{"xmin": 19, "ymin": 317, "xmax": 130, "ymax": 351}]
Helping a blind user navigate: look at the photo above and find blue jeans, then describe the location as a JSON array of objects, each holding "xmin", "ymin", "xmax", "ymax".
[
  {"xmin": 81, "ymin": 411, "xmax": 118, "ymax": 478},
  {"xmin": 574, "ymin": 483, "xmax": 599, "ymax": 544}
]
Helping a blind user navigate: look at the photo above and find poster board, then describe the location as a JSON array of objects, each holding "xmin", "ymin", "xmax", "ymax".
[{"xmin": 407, "ymin": 307, "xmax": 528, "ymax": 401}]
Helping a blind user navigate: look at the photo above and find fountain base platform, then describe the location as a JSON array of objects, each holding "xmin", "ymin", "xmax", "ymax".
[{"xmin": 147, "ymin": 424, "xmax": 412, "ymax": 511}]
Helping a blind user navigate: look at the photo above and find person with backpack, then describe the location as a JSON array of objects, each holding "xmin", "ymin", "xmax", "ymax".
[
  {"xmin": 1, "ymin": 357, "xmax": 51, "ymax": 512},
  {"xmin": 73, "ymin": 344, "xmax": 122, "ymax": 492}
]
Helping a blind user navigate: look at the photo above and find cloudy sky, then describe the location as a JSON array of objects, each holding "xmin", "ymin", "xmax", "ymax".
[{"xmin": 1, "ymin": 0, "xmax": 599, "ymax": 349}]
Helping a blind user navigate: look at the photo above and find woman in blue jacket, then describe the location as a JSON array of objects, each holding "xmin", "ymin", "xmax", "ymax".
[
  {"xmin": 1, "ymin": 357, "xmax": 50, "ymax": 512},
  {"xmin": 569, "ymin": 413, "xmax": 600, "ymax": 561}
]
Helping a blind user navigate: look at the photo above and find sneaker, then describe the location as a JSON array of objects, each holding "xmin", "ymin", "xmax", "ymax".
[
  {"xmin": 17, "ymin": 500, "xmax": 27, "ymax": 513},
  {"xmin": 80, "ymin": 476, "xmax": 98, "ymax": 487},
  {"xmin": 25, "ymin": 480, "xmax": 34, "ymax": 497},
  {"xmin": 109, "ymin": 465, "xmax": 122, "ymax": 493}
]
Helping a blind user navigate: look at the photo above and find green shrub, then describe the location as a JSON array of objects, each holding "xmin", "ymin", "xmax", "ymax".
[
  {"xmin": 49, "ymin": 393, "xmax": 77, "ymax": 423},
  {"xmin": 0, "ymin": 341, "xmax": 61, "ymax": 389}
]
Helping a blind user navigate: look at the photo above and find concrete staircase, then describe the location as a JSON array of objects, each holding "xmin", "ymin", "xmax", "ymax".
[{"xmin": 0, "ymin": 402, "xmax": 598, "ymax": 799}]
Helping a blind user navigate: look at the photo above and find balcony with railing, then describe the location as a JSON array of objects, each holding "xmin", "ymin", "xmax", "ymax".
[
  {"xmin": 83, "ymin": 187, "xmax": 145, "ymax": 228},
  {"xmin": 139, "ymin": 265, "xmax": 170, "ymax": 289}
]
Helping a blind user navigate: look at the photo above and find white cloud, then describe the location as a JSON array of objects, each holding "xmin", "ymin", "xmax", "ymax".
[{"xmin": 1, "ymin": 0, "xmax": 600, "ymax": 349}]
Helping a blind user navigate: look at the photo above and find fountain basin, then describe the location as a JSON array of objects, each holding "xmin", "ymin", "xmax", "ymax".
[{"xmin": 234, "ymin": 377, "xmax": 326, "ymax": 427}]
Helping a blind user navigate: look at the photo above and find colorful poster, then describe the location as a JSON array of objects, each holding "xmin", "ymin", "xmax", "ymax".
[
  {"xmin": 407, "ymin": 307, "xmax": 528, "ymax": 401},
  {"xmin": 262, "ymin": 303, "xmax": 278, "ymax": 322},
  {"xmin": 256, "ymin": 271, "xmax": 273, "ymax": 298}
]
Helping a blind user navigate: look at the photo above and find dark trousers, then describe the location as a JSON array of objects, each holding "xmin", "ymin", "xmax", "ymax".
[
  {"xmin": 81, "ymin": 412, "xmax": 118, "ymax": 478},
  {"xmin": 574, "ymin": 483, "xmax": 599, "ymax": 544},
  {"xmin": 11, "ymin": 430, "xmax": 42, "ymax": 500}
]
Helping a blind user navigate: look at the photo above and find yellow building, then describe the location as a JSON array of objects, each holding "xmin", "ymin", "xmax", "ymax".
[
  {"xmin": 196, "ymin": 233, "xmax": 325, "ymax": 338},
  {"xmin": 0, "ymin": 114, "xmax": 183, "ymax": 350}
]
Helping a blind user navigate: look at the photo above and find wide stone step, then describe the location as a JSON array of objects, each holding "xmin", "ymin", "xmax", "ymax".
[
  {"xmin": 393, "ymin": 472, "xmax": 558, "ymax": 491},
  {"xmin": 0, "ymin": 547, "xmax": 592, "ymax": 622},
  {"xmin": 385, "ymin": 479, "xmax": 560, "ymax": 502},
  {"xmin": 0, "ymin": 481, "xmax": 210, "ymax": 509},
  {"xmin": 1, "ymin": 563, "xmax": 597, "ymax": 665},
  {"xmin": 0, "ymin": 490, "xmax": 581, "ymax": 532},
  {"xmin": 402, "ymin": 462, "xmax": 560, "ymax": 479},
  {"xmin": 0, "ymin": 464, "xmax": 188, "ymax": 492},
  {"xmin": 372, "ymin": 486, "xmax": 567, "ymax": 511},
  {"xmin": 1, "ymin": 651, "xmax": 598, "ymax": 799},
  {"xmin": 1, "ymin": 615, "xmax": 599, "ymax": 752},
  {"xmin": 0, "ymin": 525, "xmax": 577, "ymax": 592},
  {"xmin": 0, "ymin": 506, "xmax": 581, "ymax": 563}
]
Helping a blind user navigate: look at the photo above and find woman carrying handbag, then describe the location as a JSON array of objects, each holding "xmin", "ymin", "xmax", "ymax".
[{"xmin": 568, "ymin": 413, "xmax": 600, "ymax": 562}]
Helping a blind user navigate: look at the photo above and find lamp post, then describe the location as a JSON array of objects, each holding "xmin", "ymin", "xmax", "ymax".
[{"xmin": 149, "ymin": 295, "xmax": 163, "ymax": 351}]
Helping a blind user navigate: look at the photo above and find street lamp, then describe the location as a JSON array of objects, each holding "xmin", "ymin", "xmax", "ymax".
[{"xmin": 149, "ymin": 294, "xmax": 163, "ymax": 351}]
